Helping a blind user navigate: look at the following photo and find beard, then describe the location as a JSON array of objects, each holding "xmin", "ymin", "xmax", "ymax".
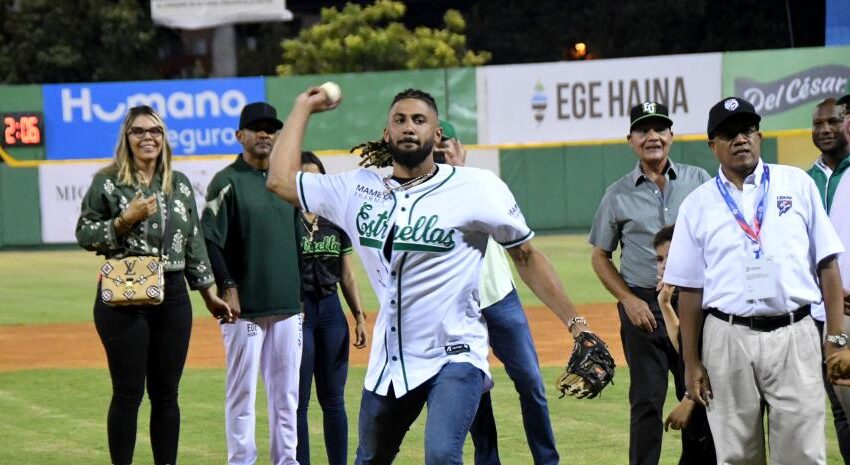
[{"xmin": 389, "ymin": 138, "xmax": 434, "ymax": 169}]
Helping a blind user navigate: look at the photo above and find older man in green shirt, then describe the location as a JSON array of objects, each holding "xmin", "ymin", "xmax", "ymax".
[{"xmin": 202, "ymin": 102, "xmax": 303, "ymax": 465}]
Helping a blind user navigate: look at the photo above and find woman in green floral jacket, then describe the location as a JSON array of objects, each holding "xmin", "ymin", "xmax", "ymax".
[{"xmin": 76, "ymin": 105, "xmax": 231, "ymax": 465}]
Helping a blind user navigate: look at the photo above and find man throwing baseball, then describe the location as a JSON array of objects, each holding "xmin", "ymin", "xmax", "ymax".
[{"xmin": 266, "ymin": 85, "xmax": 614, "ymax": 464}]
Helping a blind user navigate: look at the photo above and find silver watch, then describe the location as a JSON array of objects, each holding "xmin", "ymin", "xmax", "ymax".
[{"xmin": 826, "ymin": 333, "xmax": 849, "ymax": 348}]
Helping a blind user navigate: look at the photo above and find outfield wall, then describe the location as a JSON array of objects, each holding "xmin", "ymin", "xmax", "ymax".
[
  {"xmin": 0, "ymin": 134, "xmax": 788, "ymax": 247},
  {"xmin": 0, "ymin": 45, "xmax": 845, "ymax": 247}
]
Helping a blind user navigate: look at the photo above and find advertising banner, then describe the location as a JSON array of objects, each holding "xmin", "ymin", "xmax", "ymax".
[
  {"xmin": 151, "ymin": 0, "xmax": 292, "ymax": 30},
  {"xmin": 42, "ymin": 77, "xmax": 265, "ymax": 160},
  {"xmin": 723, "ymin": 46, "xmax": 850, "ymax": 130},
  {"xmin": 477, "ymin": 53, "xmax": 722, "ymax": 144},
  {"xmin": 39, "ymin": 158, "xmax": 231, "ymax": 244}
]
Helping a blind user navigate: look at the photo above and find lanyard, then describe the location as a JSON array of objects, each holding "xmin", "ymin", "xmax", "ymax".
[{"xmin": 715, "ymin": 164, "xmax": 770, "ymax": 258}]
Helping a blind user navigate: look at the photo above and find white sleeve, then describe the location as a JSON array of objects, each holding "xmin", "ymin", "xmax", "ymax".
[
  {"xmin": 663, "ymin": 196, "xmax": 705, "ymax": 288},
  {"xmin": 473, "ymin": 171, "xmax": 534, "ymax": 248},
  {"xmin": 296, "ymin": 170, "xmax": 357, "ymax": 229},
  {"xmin": 804, "ymin": 175, "xmax": 845, "ymax": 264}
]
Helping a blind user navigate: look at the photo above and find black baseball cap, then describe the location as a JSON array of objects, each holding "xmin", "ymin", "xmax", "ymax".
[
  {"xmin": 707, "ymin": 97, "xmax": 761, "ymax": 139},
  {"xmin": 629, "ymin": 102, "xmax": 673, "ymax": 130},
  {"xmin": 239, "ymin": 102, "xmax": 283, "ymax": 131}
]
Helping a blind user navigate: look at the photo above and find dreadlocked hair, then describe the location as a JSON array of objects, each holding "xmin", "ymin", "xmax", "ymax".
[
  {"xmin": 351, "ymin": 89, "xmax": 440, "ymax": 168},
  {"xmin": 351, "ymin": 139, "xmax": 393, "ymax": 168}
]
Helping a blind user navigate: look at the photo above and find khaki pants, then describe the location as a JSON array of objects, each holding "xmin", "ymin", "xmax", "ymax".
[{"xmin": 702, "ymin": 314, "xmax": 825, "ymax": 465}]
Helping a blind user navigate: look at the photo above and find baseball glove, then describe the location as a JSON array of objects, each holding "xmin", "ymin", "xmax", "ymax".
[
  {"xmin": 556, "ymin": 331, "xmax": 616, "ymax": 399},
  {"xmin": 827, "ymin": 349, "xmax": 850, "ymax": 384}
]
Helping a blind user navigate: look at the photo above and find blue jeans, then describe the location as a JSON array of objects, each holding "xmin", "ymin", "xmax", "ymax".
[
  {"xmin": 469, "ymin": 288, "xmax": 559, "ymax": 465},
  {"xmin": 297, "ymin": 293, "xmax": 350, "ymax": 465},
  {"xmin": 355, "ymin": 362, "xmax": 485, "ymax": 465}
]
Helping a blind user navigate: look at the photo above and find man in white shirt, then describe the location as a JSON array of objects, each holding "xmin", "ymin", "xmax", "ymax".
[
  {"xmin": 266, "ymin": 86, "xmax": 610, "ymax": 464},
  {"xmin": 664, "ymin": 97, "xmax": 847, "ymax": 465}
]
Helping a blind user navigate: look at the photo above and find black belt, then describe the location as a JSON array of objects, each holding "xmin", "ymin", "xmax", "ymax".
[{"xmin": 707, "ymin": 305, "xmax": 811, "ymax": 332}]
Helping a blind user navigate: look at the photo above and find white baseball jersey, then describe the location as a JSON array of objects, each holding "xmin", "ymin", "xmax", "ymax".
[
  {"xmin": 664, "ymin": 161, "xmax": 844, "ymax": 316},
  {"xmin": 297, "ymin": 164, "xmax": 533, "ymax": 397}
]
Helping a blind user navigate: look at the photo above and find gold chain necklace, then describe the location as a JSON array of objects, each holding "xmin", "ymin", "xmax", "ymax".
[
  {"xmin": 300, "ymin": 214, "xmax": 319, "ymax": 242},
  {"xmin": 383, "ymin": 164, "xmax": 437, "ymax": 193}
]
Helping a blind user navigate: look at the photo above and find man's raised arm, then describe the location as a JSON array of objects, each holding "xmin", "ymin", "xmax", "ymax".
[{"xmin": 267, "ymin": 87, "xmax": 340, "ymax": 206}]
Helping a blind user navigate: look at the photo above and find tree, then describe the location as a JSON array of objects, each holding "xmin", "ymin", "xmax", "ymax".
[
  {"xmin": 0, "ymin": 0, "xmax": 162, "ymax": 84},
  {"xmin": 276, "ymin": 0, "xmax": 490, "ymax": 75}
]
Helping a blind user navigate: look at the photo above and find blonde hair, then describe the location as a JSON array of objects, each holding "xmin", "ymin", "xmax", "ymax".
[{"xmin": 99, "ymin": 105, "xmax": 174, "ymax": 195}]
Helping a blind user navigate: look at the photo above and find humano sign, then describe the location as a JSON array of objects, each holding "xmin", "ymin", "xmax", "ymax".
[{"xmin": 43, "ymin": 77, "xmax": 265, "ymax": 159}]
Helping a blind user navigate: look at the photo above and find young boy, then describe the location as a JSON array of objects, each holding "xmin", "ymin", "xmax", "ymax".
[{"xmin": 654, "ymin": 225, "xmax": 716, "ymax": 464}]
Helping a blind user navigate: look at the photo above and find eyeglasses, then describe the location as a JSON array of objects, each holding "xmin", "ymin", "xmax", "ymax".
[
  {"xmin": 713, "ymin": 126, "xmax": 758, "ymax": 141},
  {"xmin": 127, "ymin": 126, "xmax": 164, "ymax": 138}
]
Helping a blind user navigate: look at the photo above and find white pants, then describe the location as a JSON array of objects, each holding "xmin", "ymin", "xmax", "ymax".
[
  {"xmin": 702, "ymin": 314, "xmax": 825, "ymax": 465},
  {"xmin": 221, "ymin": 314, "xmax": 303, "ymax": 465}
]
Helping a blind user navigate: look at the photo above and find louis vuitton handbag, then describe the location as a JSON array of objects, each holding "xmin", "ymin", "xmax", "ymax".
[{"xmin": 99, "ymin": 196, "xmax": 173, "ymax": 306}]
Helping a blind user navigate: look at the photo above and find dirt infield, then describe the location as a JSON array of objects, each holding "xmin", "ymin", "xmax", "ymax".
[{"xmin": 0, "ymin": 303, "xmax": 622, "ymax": 372}]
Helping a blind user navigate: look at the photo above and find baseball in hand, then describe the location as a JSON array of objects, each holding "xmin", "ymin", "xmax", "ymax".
[{"xmin": 320, "ymin": 81, "xmax": 342, "ymax": 104}]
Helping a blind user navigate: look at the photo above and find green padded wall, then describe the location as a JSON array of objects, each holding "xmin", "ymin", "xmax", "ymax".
[
  {"xmin": 265, "ymin": 68, "xmax": 477, "ymax": 151},
  {"xmin": 501, "ymin": 138, "xmax": 777, "ymax": 231},
  {"xmin": 0, "ymin": 164, "xmax": 41, "ymax": 246}
]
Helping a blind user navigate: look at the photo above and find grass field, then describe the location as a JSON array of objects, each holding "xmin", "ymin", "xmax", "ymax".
[
  {"xmin": 0, "ymin": 234, "xmax": 843, "ymax": 463},
  {"xmin": 0, "ymin": 234, "xmax": 610, "ymax": 325}
]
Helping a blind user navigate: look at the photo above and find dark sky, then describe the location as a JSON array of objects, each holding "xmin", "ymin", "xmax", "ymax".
[{"xmin": 288, "ymin": 0, "xmax": 826, "ymax": 64}]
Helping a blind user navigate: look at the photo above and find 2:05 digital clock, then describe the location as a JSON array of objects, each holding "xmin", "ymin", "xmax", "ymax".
[{"xmin": 2, "ymin": 112, "xmax": 44, "ymax": 147}]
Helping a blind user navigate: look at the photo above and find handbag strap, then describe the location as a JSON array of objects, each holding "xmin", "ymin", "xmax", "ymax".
[{"xmin": 160, "ymin": 192, "xmax": 175, "ymax": 260}]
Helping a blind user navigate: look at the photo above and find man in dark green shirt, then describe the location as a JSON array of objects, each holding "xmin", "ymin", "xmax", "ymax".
[{"xmin": 202, "ymin": 102, "xmax": 303, "ymax": 465}]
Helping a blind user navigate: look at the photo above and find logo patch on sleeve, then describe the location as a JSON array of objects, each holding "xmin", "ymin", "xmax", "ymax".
[{"xmin": 445, "ymin": 343, "xmax": 470, "ymax": 355}]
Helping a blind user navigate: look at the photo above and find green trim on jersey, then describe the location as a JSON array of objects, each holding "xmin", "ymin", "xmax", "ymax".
[
  {"xmin": 500, "ymin": 230, "xmax": 534, "ymax": 248},
  {"xmin": 407, "ymin": 166, "xmax": 457, "ymax": 223},
  {"xmin": 360, "ymin": 237, "xmax": 383, "ymax": 248},
  {"xmin": 807, "ymin": 156, "xmax": 850, "ymax": 213},
  {"xmin": 298, "ymin": 172, "xmax": 310, "ymax": 212},
  {"xmin": 373, "ymin": 333, "xmax": 390, "ymax": 391},
  {"xmin": 396, "ymin": 252, "xmax": 410, "ymax": 391},
  {"xmin": 393, "ymin": 243, "xmax": 453, "ymax": 252}
]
